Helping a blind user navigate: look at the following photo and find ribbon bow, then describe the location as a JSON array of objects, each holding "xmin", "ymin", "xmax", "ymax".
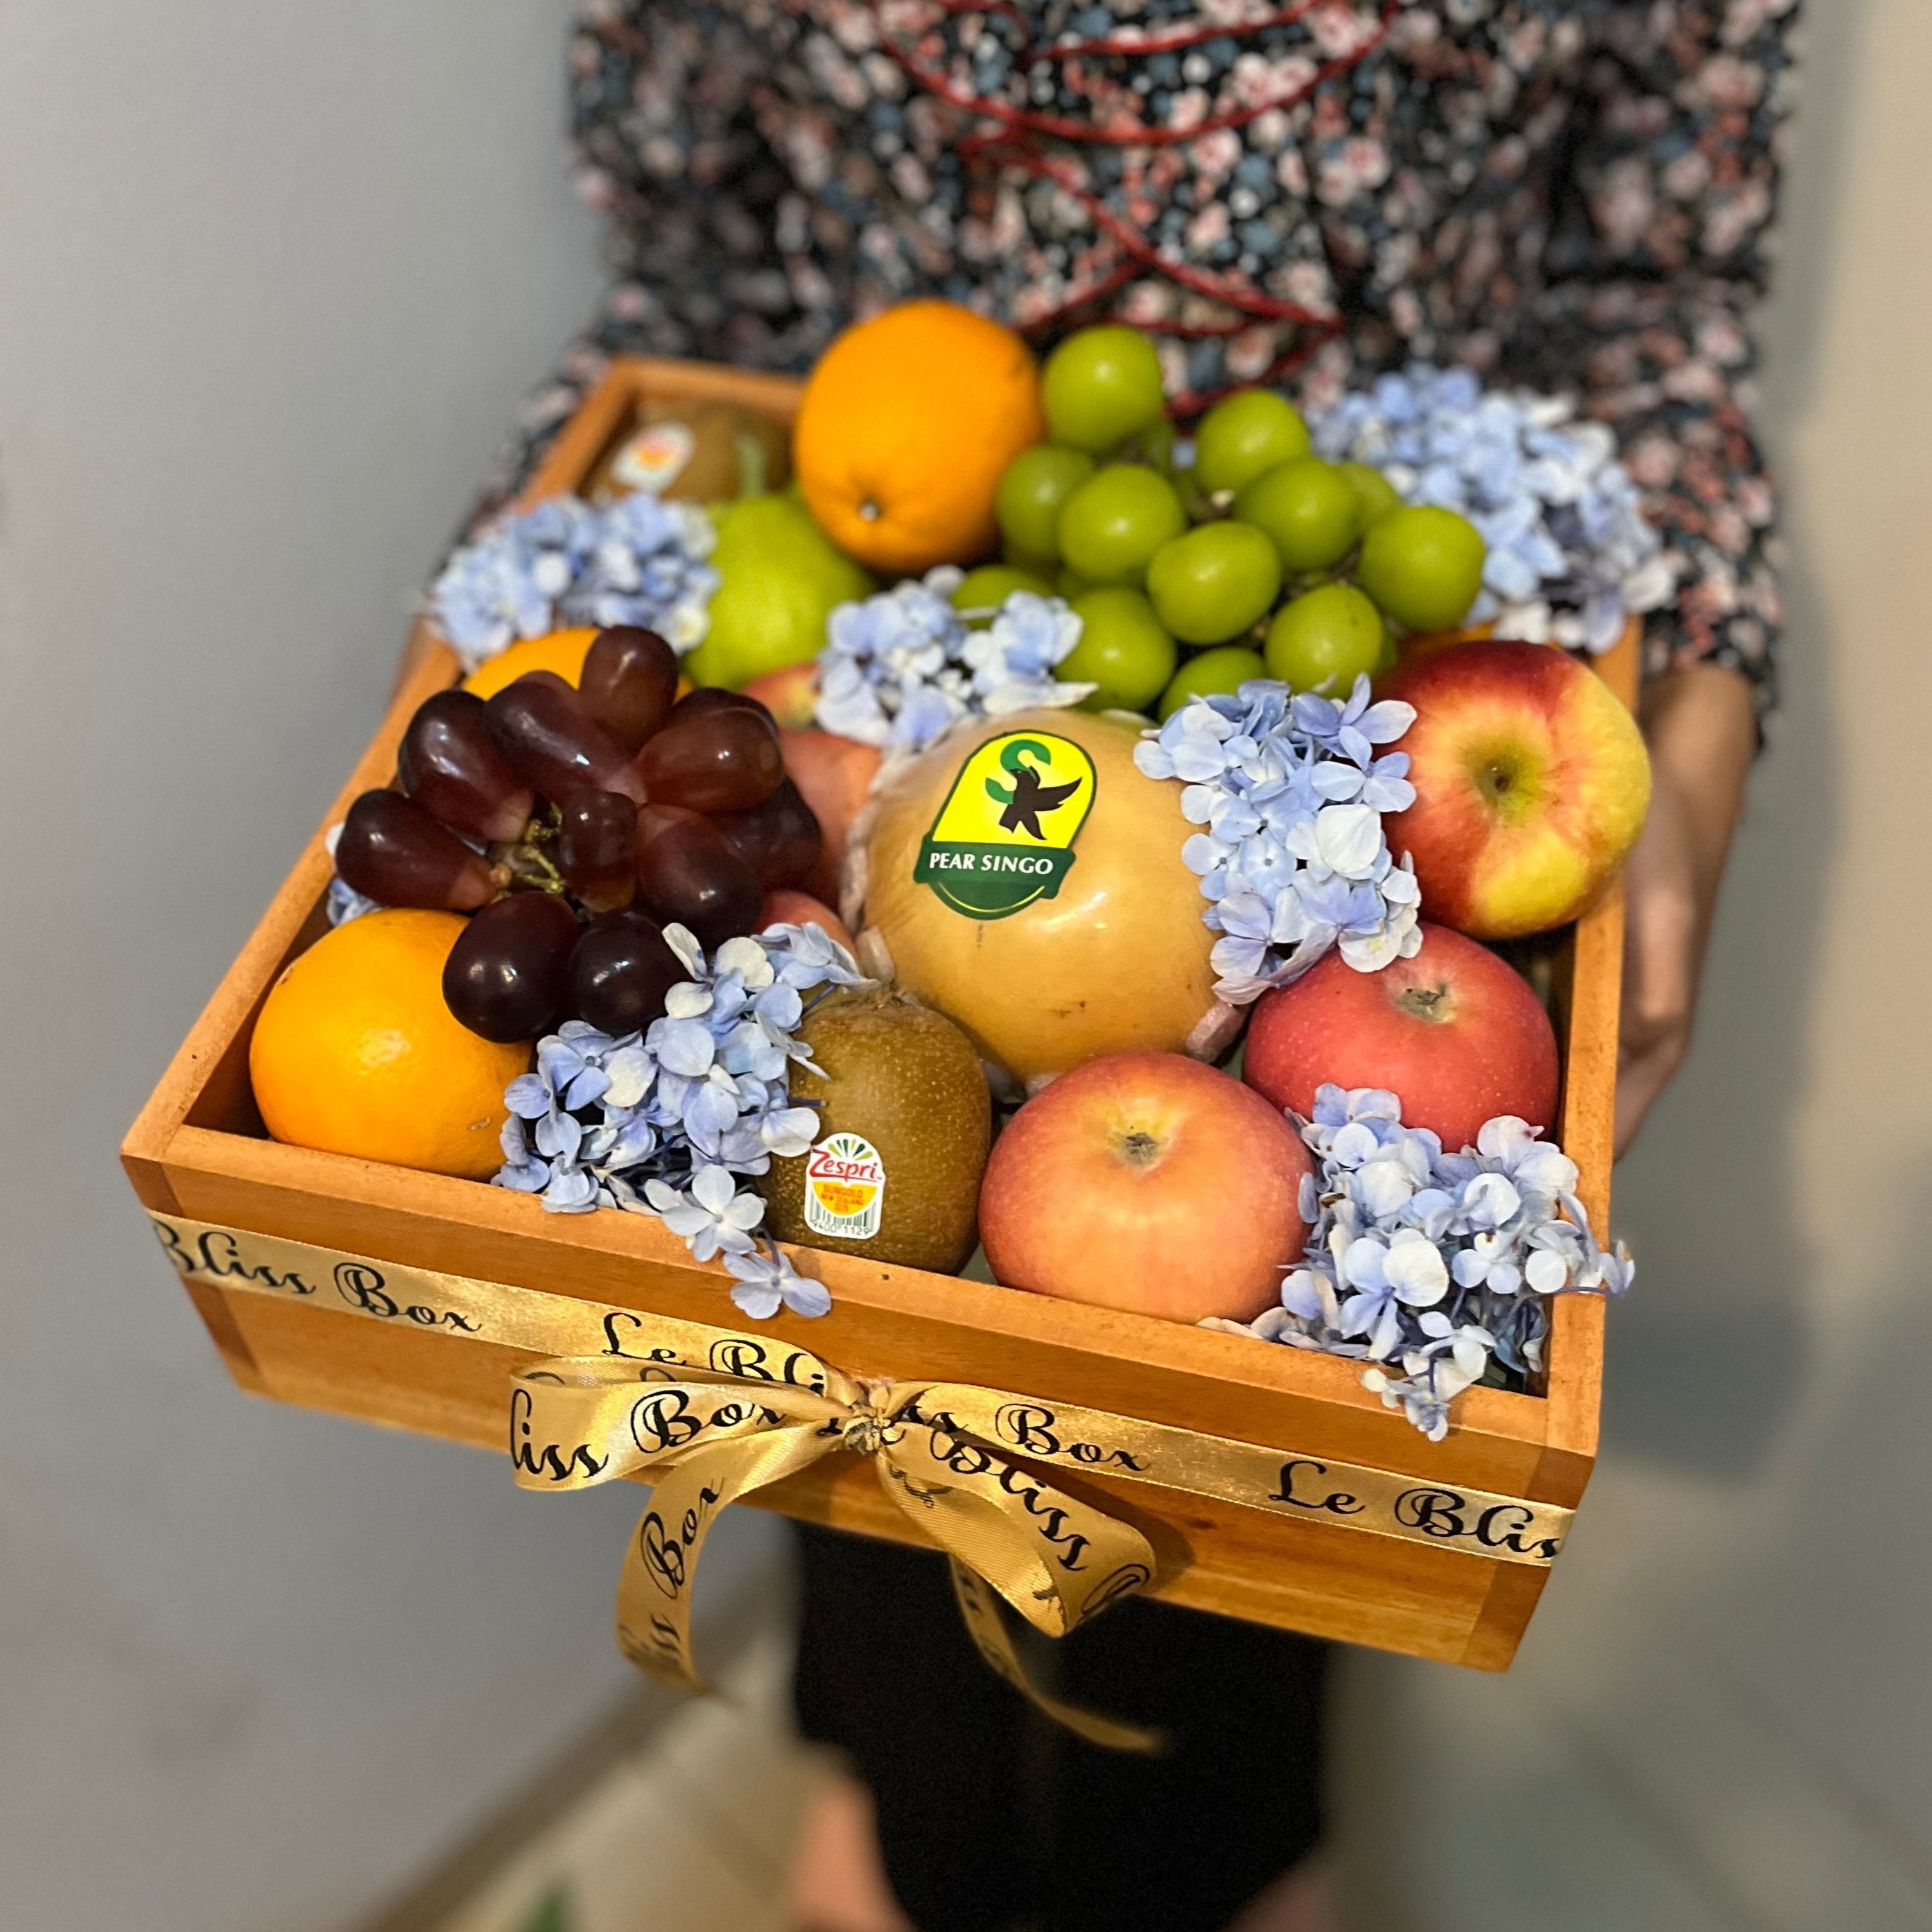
[{"xmin": 510, "ymin": 1348, "xmax": 1162, "ymax": 1750}]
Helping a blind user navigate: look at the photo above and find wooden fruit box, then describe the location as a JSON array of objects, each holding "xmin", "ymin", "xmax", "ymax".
[{"xmin": 122, "ymin": 356, "xmax": 1632, "ymax": 1671}]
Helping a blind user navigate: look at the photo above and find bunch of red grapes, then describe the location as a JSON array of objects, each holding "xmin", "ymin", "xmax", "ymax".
[{"xmin": 334, "ymin": 627, "xmax": 822, "ymax": 1043}]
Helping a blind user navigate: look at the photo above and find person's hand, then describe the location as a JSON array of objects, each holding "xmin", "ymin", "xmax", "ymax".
[
  {"xmin": 1615, "ymin": 663, "xmax": 1757, "ymax": 1156},
  {"xmin": 1616, "ymin": 751, "xmax": 1705, "ymax": 1151}
]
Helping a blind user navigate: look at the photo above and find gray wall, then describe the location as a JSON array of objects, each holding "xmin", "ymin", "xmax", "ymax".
[
  {"xmin": 1336, "ymin": 6, "xmax": 1932, "ymax": 1927},
  {"xmin": 0, "ymin": 6, "xmax": 771, "ymax": 1929},
  {"xmin": 6, "ymin": 3, "xmax": 1929, "ymax": 1929}
]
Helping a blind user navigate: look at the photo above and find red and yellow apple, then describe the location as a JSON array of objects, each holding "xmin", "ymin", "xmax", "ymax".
[
  {"xmin": 1244, "ymin": 921, "xmax": 1558, "ymax": 1151},
  {"xmin": 758, "ymin": 887, "xmax": 856, "ymax": 955},
  {"xmin": 780, "ymin": 727, "xmax": 881, "ymax": 904},
  {"xmin": 1379, "ymin": 640, "xmax": 1650, "ymax": 940},
  {"xmin": 979, "ymin": 1052, "xmax": 1312, "ymax": 1323},
  {"xmin": 742, "ymin": 661, "xmax": 820, "ymax": 729}
]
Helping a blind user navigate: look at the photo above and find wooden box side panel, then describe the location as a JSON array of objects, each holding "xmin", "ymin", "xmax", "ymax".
[
  {"xmin": 121, "ymin": 637, "xmax": 462, "ymax": 1208},
  {"xmin": 203, "ymin": 1281, "xmax": 1533, "ymax": 1668},
  {"xmin": 1535, "ymin": 619, "xmax": 1636, "ymax": 1481},
  {"xmin": 154, "ymin": 1115, "xmax": 1581, "ymax": 1504}
]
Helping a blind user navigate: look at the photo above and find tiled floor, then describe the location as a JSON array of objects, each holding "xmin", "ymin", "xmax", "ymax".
[{"xmin": 433, "ymin": 1624, "xmax": 827, "ymax": 1932}]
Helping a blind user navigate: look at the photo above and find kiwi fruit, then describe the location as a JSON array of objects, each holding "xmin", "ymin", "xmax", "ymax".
[
  {"xmin": 591, "ymin": 401, "xmax": 792, "ymax": 503},
  {"xmin": 760, "ymin": 988, "xmax": 990, "ymax": 1273}
]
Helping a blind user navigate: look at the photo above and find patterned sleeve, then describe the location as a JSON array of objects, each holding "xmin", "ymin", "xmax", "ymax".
[{"xmin": 1505, "ymin": 0, "xmax": 1802, "ymax": 713}]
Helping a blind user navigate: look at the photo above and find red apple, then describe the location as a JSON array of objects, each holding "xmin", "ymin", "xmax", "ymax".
[
  {"xmin": 1244, "ymin": 922, "xmax": 1558, "ymax": 1151},
  {"xmin": 1379, "ymin": 640, "xmax": 1650, "ymax": 940},
  {"xmin": 781, "ymin": 727, "xmax": 881, "ymax": 903},
  {"xmin": 979, "ymin": 1052, "xmax": 1313, "ymax": 1324},
  {"xmin": 758, "ymin": 887, "xmax": 857, "ymax": 956}
]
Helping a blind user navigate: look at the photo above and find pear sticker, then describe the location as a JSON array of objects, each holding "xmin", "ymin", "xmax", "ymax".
[{"xmin": 913, "ymin": 731, "xmax": 1097, "ymax": 919}]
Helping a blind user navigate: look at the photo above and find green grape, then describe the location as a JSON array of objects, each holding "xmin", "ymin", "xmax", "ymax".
[
  {"xmin": 995, "ymin": 444, "xmax": 1096, "ymax": 563},
  {"xmin": 1145, "ymin": 523, "xmax": 1282, "ymax": 645},
  {"xmin": 1063, "ymin": 586, "xmax": 1178, "ymax": 714},
  {"xmin": 1339, "ymin": 460, "xmax": 1403, "ymax": 532},
  {"xmin": 1233, "ymin": 457, "xmax": 1359, "ymax": 574},
  {"xmin": 1192, "ymin": 390, "xmax": 1311, "ymax": 497},
  {"xmin": 951, "ymin": 564, "xmax": 1054, "ymax": 627},
  {"xmin": 1262, "ymin": 584, "xmax": 1387, "ymax": 694},
  {"xmin": 1156, "ymin": 645, "xmax": 1269, "ymax": 720},
  {"xmin": 1357, "ymin": 505, "xmax": 1488, "ymax": 632},
  {"xmin": 1042, "ymin": 327, "xmax": 1167, "ymax": 453},
  {"xmin": 1056, "ymin": 464, "xmax": 1187, "ymax": 586},
  {"xmin": 1056, "ymin": 564, "xmax": 1097, "ymax": 598}
]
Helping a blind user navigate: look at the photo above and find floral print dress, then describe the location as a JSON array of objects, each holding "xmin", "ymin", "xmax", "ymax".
[{"xmin": 495, "ymin": 0, "xmax": 1799, "ymax": 707}]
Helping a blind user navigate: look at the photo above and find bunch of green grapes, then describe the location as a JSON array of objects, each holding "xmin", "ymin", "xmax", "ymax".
[{"xmin": 992, "ymin": 328, "xmax": 1489, "ymax": 718}]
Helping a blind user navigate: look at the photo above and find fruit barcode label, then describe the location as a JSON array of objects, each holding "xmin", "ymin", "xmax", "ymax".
[
  {"xmin": 914, "ymin": 731, "xmax": 1097, "ymax": 920},
  {"xmin": 610, "ymin": 419, "xmax": 695, "ymax": 495},
  {"xmin": 804, "ymin": 1133, "xmax": 887, "ymax": 1239}
]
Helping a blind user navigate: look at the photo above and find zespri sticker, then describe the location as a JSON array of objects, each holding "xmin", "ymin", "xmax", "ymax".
[
  {"xmin": 610, "ymin": 420, "xmax": 697, "ymax": 494},
  {"xmin": 913, "ymin": 731, "xmax": 1097, "ymax": 920},
  {"xmin": 805, "ymin": 1133, "xmax": 886, "ymax": 1240}
]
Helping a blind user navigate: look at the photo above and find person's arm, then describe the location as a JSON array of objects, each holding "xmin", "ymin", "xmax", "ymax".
[
  {"xmin": 1615, "ymin": 661, "xmax": 1757, "ymax": 1154},
  {"xmin": 1499, "ymin": 6, "xmax": 1799, "ymax": 1147}
]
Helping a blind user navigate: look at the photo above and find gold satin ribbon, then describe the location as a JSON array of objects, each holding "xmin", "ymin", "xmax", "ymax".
[
  {"xmin": 150, "ymin": 1212, "xmax": 1575, "ymax": 1747},
  {"xmin": 512, "ymin": 1352, "xmax": 1160, "ymax": 1750}
]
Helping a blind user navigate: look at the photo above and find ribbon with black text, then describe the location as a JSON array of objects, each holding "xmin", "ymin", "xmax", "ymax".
[{"xmin": 150, "ymin": 1212, "xmax": 1574, "ymax": 1748}]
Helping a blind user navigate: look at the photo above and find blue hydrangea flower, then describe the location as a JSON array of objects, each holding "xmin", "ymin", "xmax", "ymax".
[
  {"xmin": 1207, "ymin": 1085, "xmax": 1633, "ymax": 1438},
  {"xmin": 322, "ymin": 823, "xmax": 380, "ymax": 926},
  {"xmin": 1308, "ymin": 365, "xmax": 1670, "ymax": 652},
  {"xmin": 642, "ymin": 1165, "xmax": 764, "ymax": 1263},
  {"xmin": 815, "ymin": 571, "xmax": 1095, "ymax": 751},
  {"xmin": 491, "ymin": 919, "xmax": 868, "ymax": 1320},
  {"xmin": 428, "ymin": 494, "xmax": 719, "ymax": 668},
  {"xmin": 726, "ymin": 1243, "xmax": 834, "ymax": 1322},
  {"xmin": 325, "ymin": 874, "xmax": 379, "ymax": 927},
  {"xmin": 1135, "ymin": 675, "xmax": 1422, "ymax": 1002}
]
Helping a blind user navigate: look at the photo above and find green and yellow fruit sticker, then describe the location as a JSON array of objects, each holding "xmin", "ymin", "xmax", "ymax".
[{"xmin": 914, "ymin": 731, "xmax": 1097, "ymax": 920}]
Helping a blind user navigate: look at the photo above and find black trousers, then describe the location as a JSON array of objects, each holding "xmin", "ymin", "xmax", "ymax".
[{"xmin": 793, "ymin": 1525, "xmax": 1330, "ymax": 1932}]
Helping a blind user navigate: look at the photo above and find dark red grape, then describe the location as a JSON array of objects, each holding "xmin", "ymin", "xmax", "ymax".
[
  {"xmin": 336, "ymin": 790, "xmax": 495, "ymax": 911},
  {"xmin": 485, "ymin": 676, "xmax": 647, "ymax": 807},
  {"xmin": 442, "ymin": 892, "xmax": 578, "ymax": 1042},
  {"xmin": 397, "ymin": 690, "xmax": 534, "ymax": 843},
  {"xmin": 580, "ymin": 627, "xmax": 679, "ymax": 754},
  {"xmin": 708, "ymin": 778, "xmax": 822, "ymax": 889},
  {"xmin": 555, "ymin": 789, "xmax": 638, "ymax": 912},
  {"xmin": 634, "ymin": 804, "xmax": 763, "ymax": 949},
  {"xmin": 670, "ymin": 686, "xmax": 776, "ymax": 728},
  {"xmin": 635, "ymin": 706, "xmax": 783, "ymax": 812},
  {"xmin": 568, "ymin": 913, "xmax": 687, "ymax": 1035}
]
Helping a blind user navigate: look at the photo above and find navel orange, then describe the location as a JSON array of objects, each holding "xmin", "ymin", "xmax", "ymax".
[
  {"xmin": 461, "ymin": 627, "xmax": 599, "ymax": 697},
  {"xmin": 794, "ymin": 302, "xmax": 1046, "ymax": 575},
  {"xmin": 250, "ymin": 909, "xmax": 530, "ymax": 1178}
]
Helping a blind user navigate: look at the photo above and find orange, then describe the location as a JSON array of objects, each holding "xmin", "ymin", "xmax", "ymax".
[
  {"xmin": 462, "ymin": 627, "xmax": 598, "ymax": 697},
  {"xmin": 462, "ymin": 629, "xmax": 693, "ymax": 702},
  {"xmin": 250, "ymin": 910, "xmax": 530, "ymax": 1178},
  {"xmin": 794, "ymin": 302, "xmax": 1046, "ymax": 575}
]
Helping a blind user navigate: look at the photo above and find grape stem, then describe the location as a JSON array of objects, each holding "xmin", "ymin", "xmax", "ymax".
[{"xmin": 484, "ymin": 806, "xmax": 573, "ymax": 894}]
